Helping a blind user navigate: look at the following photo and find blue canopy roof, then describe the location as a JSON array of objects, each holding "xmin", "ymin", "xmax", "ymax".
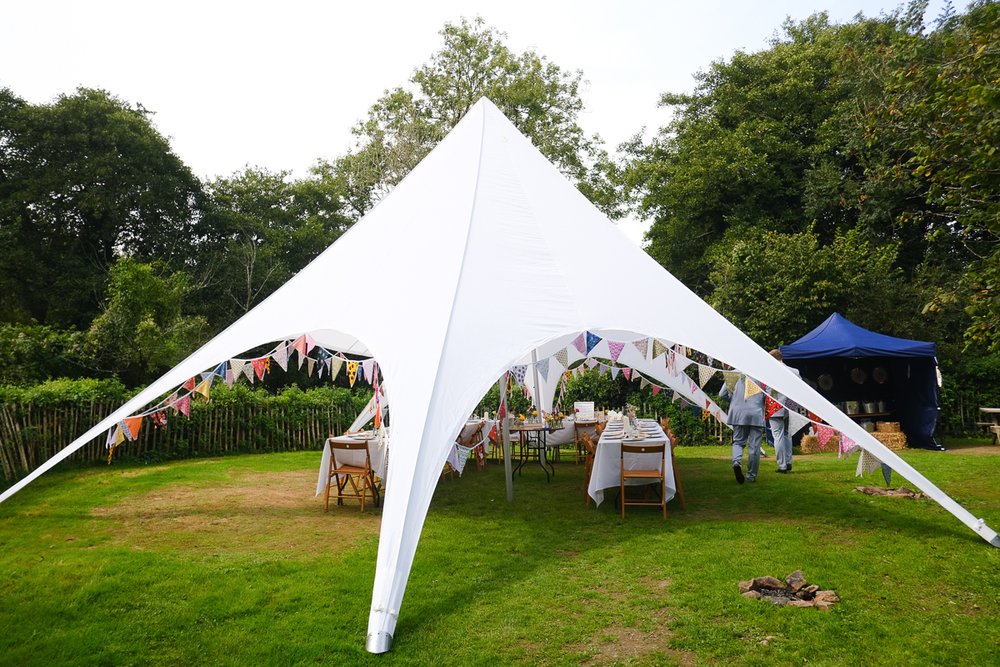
[{"xmin": 781, "ymin": 313, "xmax": 936, "ymax": 359}]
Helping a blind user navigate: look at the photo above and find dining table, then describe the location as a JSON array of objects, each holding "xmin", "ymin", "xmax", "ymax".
[
  {"xmin": 509, "ymin": 422, "xmax": 563, "ymax": 482},
  {"xmin": 979, "ymin": 407, "xmax": 1000, "ymax": 444},
  {"xmin": 587, "ymin": 418, "xmax": 675, "ymax": 507},
  {"xmin": 315, "ymin": 429, "xmax": 388, "ymax": 497}
]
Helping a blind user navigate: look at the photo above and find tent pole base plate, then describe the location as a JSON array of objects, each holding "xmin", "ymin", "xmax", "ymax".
[{"xmin": 366, "ymin": 631, "xmax": 393, "ymax": 653}]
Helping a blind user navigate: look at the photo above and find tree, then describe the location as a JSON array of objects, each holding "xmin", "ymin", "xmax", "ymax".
[
  {"xmin": 622, "ymin": 12, "xmax": 909, "ymax": 292},
  {"xmin": 196, "ymin": 167, "xmax": 351, "ymax": 327},
  {"xmin": 85, "ymin": 258, "xmax": 207, "ymax": 385},
  {"xmin": 0, "ymin": 88, "xmax": 205, "ymax": 328},
  {"xmin": 326, "ymin": 17, "xmax": 619, "ymax": 220}
]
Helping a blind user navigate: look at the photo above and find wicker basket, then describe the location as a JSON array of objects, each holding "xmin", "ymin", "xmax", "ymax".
[
  {"xmin": 872, "ymin": 431, "xmax": 907, "ymax": 451},
  {"xmin": 800, "ymin": 433, "xmax": 840, "ymax": 454},
  {"xmin": 876, "ymin": 421, "xmax": 901, "ymax": 433}
]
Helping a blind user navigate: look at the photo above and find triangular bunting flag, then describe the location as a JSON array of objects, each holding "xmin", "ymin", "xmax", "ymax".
[
  {"xmin": 305, "ymin": 334, "xmax": 317, "ymax": 353},
  {"xmin": 881, "ymin": 463, "xmax": 893, "ymax": 487},
  {"xmin": 306, "ymin": 357, "xmax": 316, "ymax": 377},
  {"xmin": 554, "ymin": 348, "xmax": 569, "ymax": 369},
  {"xmin": 632, "ymin": 337, "xmax": 649, "ymax": 359},
  {"xmin": 225, "ymin": 369, "xmax": 235, "ymax": 387},
  {"xmin": 537, "ymin": 358, "xmax": 550, "ymax": 382},
  {"xmin": 229, "ymin": 359, "xmax": 246, "ymax": 381},
  {"xmin": 183, "ymin": 377, "xmax": 196, "ymax": 392},
  {"xmin": 788, "ymin": 411, "xmax": 810, "ymax": 436},
  {"xmin": 672, "ymin": 390, "xmax": 682, "ymax": 403},
  {"xmin": 329, "ymin": 356, "xmax": 343, "ymax": 380},
  {"xmin": 347, "ymin": 361, "xmax": 359, "ymax": 387},
  {"xmin": 123, "ymin": 416, "xmax": 143, "ymax": 441},
  {"xmin": 622, "ymin": 368, "xmax": 632, "ymax": 381},
  {"xmin": 113, "ymin": 424, "xmax": 127, "ymax": 446},
  {"xmin": 815, "ymin": 424, "xmax": 836, "ymax": 449},
  {"xmin": 176, "ymin": 394, "xmax": 191, "ymax": 417},
  {"xmin": 607, "ymin": 340, "xmax": 625, "ymax": 363},
  {"xmin": 598, "ymin": 363, "xmax": 608, "ymax": 375},
  {"xmin": 242, "ymin": 360, "xmax": 256, "ymax": 382},
  {"xmin": 105, "ymin": 427, "xmax": 116, "ymax": 448},
  {"xmin": 214, "ymin": 361, "xmax": 227, "ymax": 379},
  {"xmin": 856, "ymin": 448, "xmax": 882, "ymax": 477},
  {"xmin": 511, "ymin": 364, "xmax": 527, "ymax": 386},
  {"xmin": 610, "ymin": 367, "xmax": 620, "ymax": 380},
  {"xmin": 722, "ymin": 371, "xmax": 740, "ymax": 393},
  {"xmin": 252, "ymin": 358, "xmax": 268, "ymax": 381},
  {"xmin": 195, "ymin": 378, "xmax": 212, "ymax": 400},
  {"xmin": 361, "ymin": 359, "xmax": 375, "ymax": 385},
  {"xmin": 652, "ymin": 339, "xmax": 669, "ymax": 359},
  {"xmin": 697, "ymin": 364, "xmax": 715, "ymax": 388},
  {"xmin": 674, "ymin": 346, "xmax": 691, "ymax": 373},
  {"xmin": 639, "ymin": 377, "xmax": 650, "ymax": 390},
  {"xmin": 571, "ymin": 334, "xmax": 587, "ymax": 355},
  {"xmin": 585, "ymin": 331, "xmax": 602, "ymax": 354},
  {"xmin": 272, "ymin": 345, "xmax": 289, "ymax": 372},
  {"xmin": 743, "ymin": 378, "xmax": 762, "ymax": 399},
  {"xmin": 585, "ymin": 358, "xmax": 598, "ymax": 369},
  {"xmin": 292, "ymin": 335, "xmax": 308, "ymax": 359},
  {"xmin": 652, "ymin": 385, "xmax": 661, "ymax": 396}
]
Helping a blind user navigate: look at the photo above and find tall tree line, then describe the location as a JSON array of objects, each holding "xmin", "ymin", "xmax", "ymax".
[{"xmin": 0, "ymin": 5, "xmax": 996, "ymax": 416}]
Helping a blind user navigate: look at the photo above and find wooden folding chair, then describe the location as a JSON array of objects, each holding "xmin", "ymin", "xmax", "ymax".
[
  {"xmin": 620, "ymin": 442, "xmax": 666, "ymax": 519},
  {"xmin": 580, "ymin": 432, "xmax": 597, "ymax": 507},
  {"xmin": 325, "ymin": 439, "xmax": 379, "ymax": 512},
  {"xmin": 458, "ymin": 420, "xmax": 487, "ymax": 471},
  {"xmin": 660, "ymin": 418, "xmax": 686, "ymax": 510}
]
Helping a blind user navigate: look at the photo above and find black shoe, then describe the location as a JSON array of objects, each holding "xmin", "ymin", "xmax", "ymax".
[
  {"xmin": 776, "ymin": 468, "xmax": 787, "ymax": 474},
  {"xmin": 787, "ymin": 464, "xmax": 792, "ymax": 471},
  {"xmin": 733, "ymin": 463, "xmax": 745, "ymax": 484}
]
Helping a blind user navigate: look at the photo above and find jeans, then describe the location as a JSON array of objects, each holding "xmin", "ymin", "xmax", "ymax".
[
  {"xmin": 770, "ymin": 416, "xmax": 791, "ymax": 470},
  {"xmin": 731, "ymin": 424, "xmax": 763, "ymax": 481}
]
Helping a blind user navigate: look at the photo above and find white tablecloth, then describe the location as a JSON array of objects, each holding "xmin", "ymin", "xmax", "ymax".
[
  {"xmin": 315, "ymin": 431, "xmax": 388, "ymax": 497},
  {"xmin": 587, "ymin": 419, "xmax": 675, "ymax": 506}
]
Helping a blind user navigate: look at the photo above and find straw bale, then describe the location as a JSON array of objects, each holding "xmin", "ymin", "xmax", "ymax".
[{"xmin": 876, "ymin": 421, "xmax": 901, "ymax": 433}]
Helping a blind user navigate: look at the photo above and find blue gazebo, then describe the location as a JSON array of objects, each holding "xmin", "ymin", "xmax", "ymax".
[{"xmin": 780, "ymin": 313, "xmax": 940, "ymax": 448}]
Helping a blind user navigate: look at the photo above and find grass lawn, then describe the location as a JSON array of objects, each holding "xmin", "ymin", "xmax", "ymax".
[{"xmin": 1, "ymin": 440, "xmax": 998, "ymax": 666}]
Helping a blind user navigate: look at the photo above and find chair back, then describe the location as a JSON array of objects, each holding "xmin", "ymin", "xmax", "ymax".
[
  {"xmin": 574, "ymin": 401, "xmax": 595, "ymax": 420},
  {"xmin": 621, "ymin": 442, "xmax": 666, "ymax": 462},
  {"xmin": 580, "ymin": 431, "xmax": 597, "ymax": 456},
  {"xmin": 329, "ymin": 438, "xmax": 373, "ymax": 468}
]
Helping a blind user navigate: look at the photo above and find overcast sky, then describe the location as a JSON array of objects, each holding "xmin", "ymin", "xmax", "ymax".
[{"xmin": 3, "ymin": 0, "xmax": 949, "ymax": 244}]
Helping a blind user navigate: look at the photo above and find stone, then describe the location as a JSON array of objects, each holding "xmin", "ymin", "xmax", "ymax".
[
  {"xmin": 742, "ymin": 590, "xmax": 762, "ymax": 599},
  {"xmin": 785, "ymin": 570, "xmax": 807, "ymax": 592},
  {"xmin": 788, "ymin": 599, "xmax": 814, "ymax": 608},
  {"xmin": 814, "ymin": 601, "xmax": 835, "ymax": 611},
  {"xmin": 802, "ymin": 584, "xmax": 820, "ymax": 595},
  {"xmin": 751, "ymin": 576, "xmax": 786, "ymax": 590},
  {"xmin": 814, "ymin": 590, "xmax": 840, "ymax": 603},
  {"xmin": 738, "ymin": 580, "xmax": 753, "ymax": 594}
]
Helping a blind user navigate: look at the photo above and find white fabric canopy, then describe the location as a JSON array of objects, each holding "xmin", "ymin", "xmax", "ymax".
[{"xmin": 1, "ymin": 98, "xmax": 996, "ymax": 655}]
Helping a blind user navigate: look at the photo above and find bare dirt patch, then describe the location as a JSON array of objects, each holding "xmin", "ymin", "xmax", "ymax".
[{"xmin": 91, "ymin": 469, "xmax": 380, "ymax": 556}]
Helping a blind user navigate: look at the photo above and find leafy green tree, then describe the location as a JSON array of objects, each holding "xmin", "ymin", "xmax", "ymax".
[
  {"xmin": 196, "ymin": 167, "xmax": 351, "ymax": 327},
  {"xmin": 85, "ymin": 258, "xmax": 208, "ymax": 385},
  {"xmin": 707, "ymin": 228, "xmax": 921, "ymax": 347},
  {"xmin": 0, "ymin": 88, "xmax": 205, "ymax": 327},
  {"xmin": 327, "ymin": 17, "xmax": 620, "ymax": 220}
]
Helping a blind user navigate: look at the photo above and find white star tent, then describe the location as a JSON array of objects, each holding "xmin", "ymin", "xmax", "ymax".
[{"xmin": 1, "ymin": 98, "xmax": 996, "ymax": 654}]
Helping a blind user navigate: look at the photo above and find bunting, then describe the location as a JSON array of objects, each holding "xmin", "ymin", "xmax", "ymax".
[
  {"xmin": 252, "ymin": 358, "xmax": 268, "ymax": 381},
  {"xmin": 306, "ymin": 357, "xmax": 316, "ymax": 377},
  {"xmin": 585, "ymin": 358, "xmax": 598, "ymax": 369},
  {"xmin": 242, "ymin": 360, "xmax": 256, "ymax": 382},
  {"xmin": 610, "ymin": 367, "xmax": 620, "ymax": 380},
  {"xmin": 639, "ymin": 377, "xmax": 650, "ymax": 390},
  {"xmin": 537, "ymin": 358, "xmax": 550, "ymax": 382},
  {"xmin": 622, "ymin": 368, "xmax": 632, "ymax": 381},
  {"xmin": 183, "ymin": 377, "xmax": 196, "ymax": 392},
  {"xmin": 722, "ymin": 371, "xmax": 740, "ymax": 393},
  {"xmin": 195, "ymin": 377, "xmax": 212, "ymax": 400},
  {"xmin": 511, "ymin": 364, "xmax": 527, "ymax": 386},
  {"xmin": 122, "ymin": 416, "xmax": 143, "ymax": 441},
  {"xmin": 225, "ymin": 368, "xmax": 236, "ymax": 387},
  {"xmin": 652, "ymin": 339, "xmax": 669, "ymax": 359},
  {"xmin": 214, "ymin": 361, "xmax": 227, "ymax": 379},
  {"xmin": 328, "ymin": 356, "xmax": 344, "ymax": 380},
  {"xmin": 571, "ymin": 334, "xmax": 587, "ymax": 355},
  {"xmin": 839, "ymin": 432, "xmax": 860, "ymax": 458},
  {"xmin": 229, "ymin": 359, "xmax": 246, "ymax": 381},
  {"xmin": 743, "ymin": 378, "xmax": 763, "ymax": 399},
  {"xmin": 815, "ymin": 424, "xmax": 837, "ymax": 449},
  {"xmin": 608, "ymin": 340, "xmax": 625, "ymax": 363},
  {"xmin": 652, "ymin": 385, "xmax": 661, "ymax": 396},
  {"xmin": 272, "ymin": 345, "xmax": 289, "ymax": 372},
  {"xmin": 361, "ymin": 359, "xmax": 375, "ymax": 385},
  {"xmin": 175, "ymin": 394, "xmax": 191, "ymax": 417},
  {"xmin": 585, "ymin": 331, "xmax": 602, "ymax": 354},
  {"xmin": 305, "ymin": 333, "xmax": 317, "ymax": 353},
  {"xmin": 674, "ymin": 345, "xmax": 691, "ymax": 373},
  {"xmin": 632, "ymin": 337, "xmax": 649, "ymax": 359},
  {"xmin": 856, "ymin": 449, "xmax": 882, "ymax": 477},
  {"xmin": 672, "ymin": 390, "xmax": 682, "ymax": 403},
  {"xmin": 292, "ymin": 335, "xmax": 308, "ymax": 360},
  {"xmin": 788, "ymin": 411, "xmax": 810, "ymax": 436},
  {"xmin": 347, "ymin": 361, "xmax": 359, "ymax": 387},
  {"xmin": 598, "ymin": 363, "xmax": 608, "ymax": 375},
  {"xmin": 697, "ymin": 364, "xmax": 715, "ymax": 388}
]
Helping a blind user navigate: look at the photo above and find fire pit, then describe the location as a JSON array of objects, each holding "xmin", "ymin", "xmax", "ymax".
[{"xmin": 738, "ymin": 570, "xmax": 839, "ymax": 609}]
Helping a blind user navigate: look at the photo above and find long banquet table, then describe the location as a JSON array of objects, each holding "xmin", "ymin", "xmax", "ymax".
[{"xmin": 587, "ymin": 418, "xmax": 676, "ymax": 506}]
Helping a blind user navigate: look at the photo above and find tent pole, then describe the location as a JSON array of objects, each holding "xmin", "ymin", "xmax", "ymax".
[{"xmin": 501, "ymin": 376, "xmax": 513, "ymax": 502}]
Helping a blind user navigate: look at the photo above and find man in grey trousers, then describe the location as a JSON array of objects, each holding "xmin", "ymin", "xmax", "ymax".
[
  {"xmin": 767, "ymin": 349, "xmax": 799, "ymax": 473},
  {"xmin": 720, "ymin": 373, "xmax": 766, "ymax": 483}
]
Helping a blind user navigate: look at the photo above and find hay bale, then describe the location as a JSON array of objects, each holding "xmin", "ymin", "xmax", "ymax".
[
  {"xmin": 872, "ymin": 431, "xmax": 907, "ymax": 451},
  {"xmin": 876, "ymin": 421, "xmax": 901, "ymax": 433},
  {"xmin": 800, "ymin": 433, "xmax": 839, "ymax": 454}
]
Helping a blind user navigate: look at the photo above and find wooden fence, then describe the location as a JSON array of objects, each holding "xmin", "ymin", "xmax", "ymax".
[{"xmin": 0, "ymin": 400, "xmax": 357, "ymax": 483}]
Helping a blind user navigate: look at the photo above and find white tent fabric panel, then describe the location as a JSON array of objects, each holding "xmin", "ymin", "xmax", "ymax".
[{"xmin": 1, "ymin": 99, "xmax": 996, "ymax": 658}]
